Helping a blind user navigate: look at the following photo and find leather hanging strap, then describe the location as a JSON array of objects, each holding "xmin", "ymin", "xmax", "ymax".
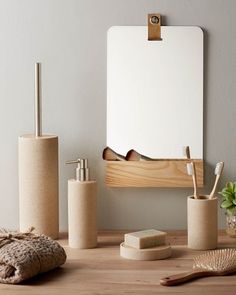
[{"xmin": 148, "ymin": 14, "xmax": 162, "ymax": 41}]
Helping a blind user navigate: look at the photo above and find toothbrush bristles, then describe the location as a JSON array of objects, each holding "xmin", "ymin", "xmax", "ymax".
[
  {"xmin": 209, "ymin": 161, "xmax": 225, "ymax": 199},
  {"xmin": 183, "ymin": 146, "xmax": 187, "ymax": 156},
  {"xmin": 187, "ymin": 162, "xmax": 193, "ymax": 175},
  {"xmin": 215, "ymin": 162, "xmax": 224, "ymax": 175}
]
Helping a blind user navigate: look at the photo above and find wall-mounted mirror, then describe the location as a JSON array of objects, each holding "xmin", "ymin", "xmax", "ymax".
[{"xmin": 106, "ymin": 26, "xmax": 204, "ymax": 187}]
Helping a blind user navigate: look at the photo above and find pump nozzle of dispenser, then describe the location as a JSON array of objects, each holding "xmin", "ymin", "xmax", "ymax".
[{"xmin": 66, "ymin": 158, "xmax": 90, "ymax": 182}]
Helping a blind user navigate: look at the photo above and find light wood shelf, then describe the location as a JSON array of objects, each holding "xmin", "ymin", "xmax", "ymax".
[{"xmin": 105, "ymin": 159, "xmax": 204, "ymax": 187}]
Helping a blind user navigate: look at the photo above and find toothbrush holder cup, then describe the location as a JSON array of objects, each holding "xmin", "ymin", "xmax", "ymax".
[{"xmin": 187, "ymin": 195, "xmax": 218, "ymax": 250}]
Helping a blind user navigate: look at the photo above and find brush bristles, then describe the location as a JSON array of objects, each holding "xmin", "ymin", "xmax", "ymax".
[
  {"xmin": 186, "ymin": 162, "xmax": 193, "ymax": 175},
  {"xmin": 194, "ymin": 249, "xmax": 236, "ymax": 272},
  {"xmin": 215, "ymin": 162, "xmax": 224, "ymax": 175}
]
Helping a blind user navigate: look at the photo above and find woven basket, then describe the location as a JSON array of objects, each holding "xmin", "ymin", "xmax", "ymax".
[{"xmin": 0, "ymin": 228, "xmax": 66, "ymax": 284}]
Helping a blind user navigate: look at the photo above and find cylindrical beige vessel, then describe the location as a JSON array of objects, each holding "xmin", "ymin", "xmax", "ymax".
[
  {"xmin": 19, "ymin": 134, "xmax": 59, "ymax": 239},
  {"xmin": 188, "ymin": 195, "xmax": 218, "ymax": 250},
  {"xmin": 68, "ymin": 179, "xmax": 97, "ymax": 249}
]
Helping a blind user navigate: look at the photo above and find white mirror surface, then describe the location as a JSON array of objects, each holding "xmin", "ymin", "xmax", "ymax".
[{"xmin": 107, "ymin": 26, "xmax": 203, "ymax": 158}]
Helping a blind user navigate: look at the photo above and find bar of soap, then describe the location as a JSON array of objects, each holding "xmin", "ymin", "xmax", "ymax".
[
  {"xmin": 124, "ymin": 229, "xmax": 166, "ymax": 249},
  {"xmin": 120, "ymin": 243, "xmax": 171, "ymax": 261}
]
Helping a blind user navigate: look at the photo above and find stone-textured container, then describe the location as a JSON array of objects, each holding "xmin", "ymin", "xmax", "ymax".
[
  {"xmin": 188, "ymin": 195, "xmax": 218, "ymax": 250},
  {"xmin": 19, "ymin": 134, "xmax": 59, "ymax": 239}
]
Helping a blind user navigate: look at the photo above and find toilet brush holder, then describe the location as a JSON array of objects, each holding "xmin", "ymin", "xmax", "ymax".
[
  {"xmin": 19, "ymin": 135, "xmax": 59, "ymax": 239},
  {"xmin": 187, "ymin": 195, "xmax": 218, "ymax": 250},
  {"xmin": 19, "ymin": 63, "xmax": 59, "ymax": 239}
]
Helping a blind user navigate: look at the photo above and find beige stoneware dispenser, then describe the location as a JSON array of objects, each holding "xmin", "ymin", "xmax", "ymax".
[
  {"xmin": 19, "ymin": 63, "xmax": 59, "ymax": 239},
  {"xmin": 66, "ymin": 158, "xmax": 97, "ymax": 249}
]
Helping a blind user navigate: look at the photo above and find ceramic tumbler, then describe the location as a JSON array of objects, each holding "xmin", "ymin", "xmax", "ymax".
[{"xmin": 188, "ymin": 195, "xmax": 218, "ymax": 250}]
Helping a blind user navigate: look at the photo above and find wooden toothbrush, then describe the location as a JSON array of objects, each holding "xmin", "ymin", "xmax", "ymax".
[
  {"xmin": 209, "ymin": 162, "xmax": 224, "ymax": 199},
  {"xmin": 187, "ymin": 162, "xmax": 198, "ymax": 199}
]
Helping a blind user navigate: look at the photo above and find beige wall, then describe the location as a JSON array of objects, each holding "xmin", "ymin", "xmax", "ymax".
[{"xmin": 0, "ymin": 0, "xmax": 235, "ymax": 230}]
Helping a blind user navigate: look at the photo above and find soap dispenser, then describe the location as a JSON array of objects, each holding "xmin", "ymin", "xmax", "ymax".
[{"xmin": 66, "ymin": 158, "xmax": 97, "ymax": 249}]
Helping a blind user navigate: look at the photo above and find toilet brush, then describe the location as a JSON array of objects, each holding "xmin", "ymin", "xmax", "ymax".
[{"xmin": 18, "ymin": 63, "xmax": 59, "ymax": 239}]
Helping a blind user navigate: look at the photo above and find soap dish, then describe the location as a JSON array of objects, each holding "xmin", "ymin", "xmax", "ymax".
[{"xmin": 120, "ymin": 242, "xmax": 172, "ymax": 261}]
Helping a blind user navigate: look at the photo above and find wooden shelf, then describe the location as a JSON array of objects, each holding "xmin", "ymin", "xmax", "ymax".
[{"xmin": 105, "ymin": 159, "xmax": 204, "ymax": 187}]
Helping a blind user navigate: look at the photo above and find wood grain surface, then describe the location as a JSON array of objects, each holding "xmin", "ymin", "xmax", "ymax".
[
  {"xmin": 105, "ymin": 160, "xmax": 204, "ymax": 187},
  {"xmin": 0, "ymin": 230, "xmax": 235, "ymax": 294}
]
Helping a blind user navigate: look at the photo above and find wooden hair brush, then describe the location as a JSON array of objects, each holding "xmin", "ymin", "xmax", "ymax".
[
  {"xmin": 125, "ymin": 149, "xmax": 153, "ymax": 161},
  {"xmin": 160, "ymin": 249, "xmax": 236, "ymax": 286},
  {"xmin": 102, "ymin": 147, "xmax": 126, "ymax": 161}
]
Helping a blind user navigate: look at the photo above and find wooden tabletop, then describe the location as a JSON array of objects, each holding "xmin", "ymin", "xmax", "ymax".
[{"xmin": 1, "ymin": 230, "xmax": 236, "ymax": 294}]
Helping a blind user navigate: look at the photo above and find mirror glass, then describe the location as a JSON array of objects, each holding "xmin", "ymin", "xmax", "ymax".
[{"xmin": 107, "ymin": 26, "xmax": 203, "ymax": 158}]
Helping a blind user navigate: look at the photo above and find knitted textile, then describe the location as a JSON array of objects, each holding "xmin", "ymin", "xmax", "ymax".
[{"xmin": 0, "ymin": 228, "xmax": 66, "ymax": 284}]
